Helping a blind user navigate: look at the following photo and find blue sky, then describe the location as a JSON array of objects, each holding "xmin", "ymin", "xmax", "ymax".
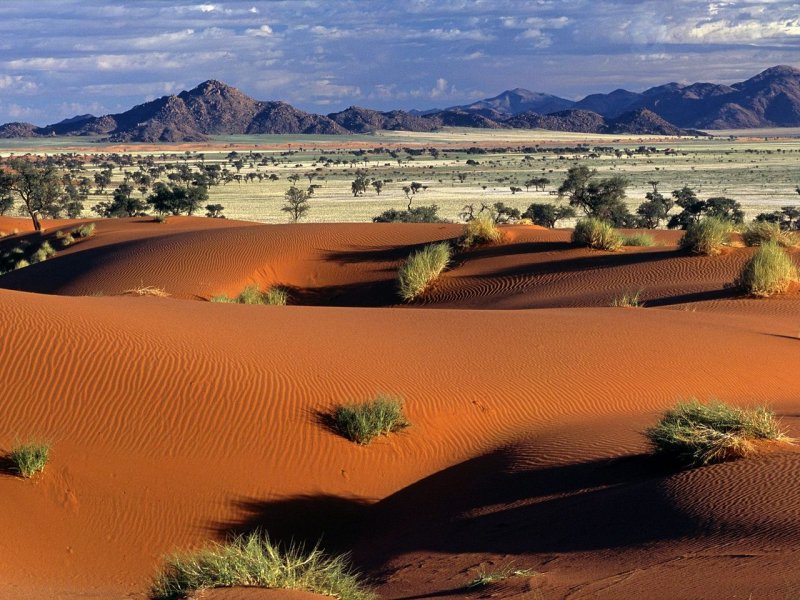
[{"xmin": 0, "ymin": 0, "xmax": 798, "ymax": 125}]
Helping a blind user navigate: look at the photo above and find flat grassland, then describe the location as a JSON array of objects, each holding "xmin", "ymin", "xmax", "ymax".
[{"xmin": 2, "ymin": 127, "xmax": 799, "ymax": 223}]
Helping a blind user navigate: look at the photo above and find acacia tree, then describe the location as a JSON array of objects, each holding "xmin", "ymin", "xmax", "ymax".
[
  {"xmin": 147, "ymin": 182, "xmax": 207, "ymax": 216},
  {"xmin": 0, "ymin": 158, "xmax": 73, "ymax": 231},
  {"xmin": 558, "ymin": 165, "xmax": 631, "ymax": 226},
  {"xmin": 282, "ymin": 186, "xmax": 310, "ymax": 222},
  {"xmin": 522, "ymin": 203, "xmax": 576, "ymax": 228},
  {"xmin": 351, "ymin": 170, "xmax": 369, "ymax": 197}
]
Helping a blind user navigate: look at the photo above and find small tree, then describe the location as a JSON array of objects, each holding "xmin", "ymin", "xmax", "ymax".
[
  {"xmin": 282, "ymin": 186, "xmax": 310, "ymax": 222},
  {"xmin": 147, "ymin": 182, "xmax": 207, "ymax": 216},
  {"xmin": 522, "ymin": 203, "xmax": 576, "ymax": 228},
  {"xmin": 372, "ymin": 180, "xmax": 384, "ymax": 195},
  {"xmin": 636, "ymin": 190, "xmax": 674, "ymax": 229},
  {"xmin": 351, "ymin": 170, "xmax": 369, "ymax": 197},
  {"xmin": 94, "ymin": 183, "xmax": 148, "ymax": 217},
  {"xmin": 205, "ymin": 204, "xmax": 225, "ymax": 218},
  {"xmin": 0, "ymin": 158, "xmax": 70, "ymax": 231},
  {"xmin": 558, "ymin": 165, "xmax": 631, "ymax": 226}
]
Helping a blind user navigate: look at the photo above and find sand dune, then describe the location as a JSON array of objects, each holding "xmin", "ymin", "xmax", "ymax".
[{"xmin": 1, "ymin": 216, "xmax": 799, "ymax": 599}]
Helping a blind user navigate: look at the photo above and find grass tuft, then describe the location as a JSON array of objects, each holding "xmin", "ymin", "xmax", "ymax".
[
  {"xmin": 73, "ymin": 223, "xmax": 95, "ymax": 239},
  {"xmin": 742, "ymin": 221, "xmax": 798, "ymax": 248},
  {"xmin": 466, "ymin": 566, "xmax": 537, "ymax": 589},
  {"xmin": 331, "ymin": 394, "xmax": 409, "ymax": 445},
  {"xmin": 9, "ymin": 441, "xmax": 50, "ymax": 478},
  {"xmin": 211, "ymin": 284, "xmax": 289, "ymax": 305},
  {"xmin": 150, "ymin": 532, "xmax": 375, "ymax": 600},
  {"xmin": 679, "ymin": 217, "xmax": 733, "ymax": 256},
  {"xmin": 572, "ymin": 218, "xmax": 622, "ymax": 251},
  {"xmin": 460, "ymin": 216, "xmax": 502, "ymax": 248},
  {"xmin": 397, "ymin": 242, "xmax": 451, "ymax": 301},
  {"xmin": 621, "ymin": 233, "xmax": 656, "ymax": 247},
  {"xmin": 610, "ymin": 289, "xmax": 643, "ymax": 307},
  {"xmin": 644, "ymin": 399, "xmax": 788, "ymax": 468},
  {"xmin": 735, "ymin": 241, "xmax": 798, "ymax": 297},
  {"xmin": 123, "ymin": 285, "xmax": 171, "ymax": 298}
]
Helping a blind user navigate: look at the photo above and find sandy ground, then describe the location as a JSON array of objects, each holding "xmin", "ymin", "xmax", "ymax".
[{"xmin": 1, "ymin": 215, "xmax": 799, "ymax": 599}]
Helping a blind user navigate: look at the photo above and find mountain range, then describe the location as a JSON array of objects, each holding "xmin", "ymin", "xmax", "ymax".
[{"xmin": 1, "ymin": 65, "xmax": 798, "ymax": 142}]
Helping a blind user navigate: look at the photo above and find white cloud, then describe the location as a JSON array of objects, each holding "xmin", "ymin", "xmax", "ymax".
[
  {"xmin": 430, "ymin": 77, "xmax": 449, "ymax": 98},
  {"xmin": 0, "ymin": 74, "xmax": 37, "ymax": 93},
  {"xmin": 246, "ymin": 24, "xmax": 273, "ymax": 37}
]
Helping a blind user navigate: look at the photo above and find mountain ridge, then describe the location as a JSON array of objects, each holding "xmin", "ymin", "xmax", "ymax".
[{"xmin": 2, "ymin": 65, "xmax": 798, "ymax": 141}]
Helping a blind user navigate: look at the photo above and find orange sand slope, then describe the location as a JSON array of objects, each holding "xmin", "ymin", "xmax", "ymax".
[{"xmin": 1, "ymin": 216, "xmax": 800, "ymax": 600}]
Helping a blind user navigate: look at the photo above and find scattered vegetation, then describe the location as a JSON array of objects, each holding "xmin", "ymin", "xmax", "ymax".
[
  {"xmin": 741, "ymin": 221, "xmax": 797, "ymax": 248},
  {"xmin": 644, "ymin": 399, "xmax": 788, "ymax": 468},
  {"xmin": 397, "ymin": 242, "xmax": 451, "ymax": 301},
  {"xmin": 621, "ymin": 233, "xmax": 655, "ymax": 247},
  {"xmin": 9, "ymin": 441, "xmax": 50, "ymax": 478},
  {"xmin": 459, "ymin": 215, "xmax": 502, "ymax": 248},
  {"xmin": 571, "ymin": 218, "xmax": 622, "ymax": 251},
  {"xmin": 210, "ymin": 284, "xmax": 289, "ymax": 305},
  {"xmin": 678, "ymin": 217, "xmax": 733, "ymax": 255},
  {"xmin": 74, "ymin": 223, "xmax": 95, "ymax": 238},
  {"xmin": 736, "ymin": 241, "xmax": 798, "ymax": 297},
  {"xmin": 373, "ymin": 205, "xmax": 443, "ymax": 223},
  {"xmin": 331, "ymin": 394, "xmax": 409, "ymax": 445},
  {"xmin": 150, "ymin": 532, "xmax": 375, "ymax": 600},
  {"xmin": 610, "ymin": 290, "xmax": 643, "ymax": 307}
]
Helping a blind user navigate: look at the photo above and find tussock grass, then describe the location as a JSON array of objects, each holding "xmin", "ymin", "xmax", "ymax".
[
  {"xmin": 123, "ymin": 285, "xmax": 171, "ymax": 298},
  {"xmin": 736, "ymin": 241, "xmax": 798, "ymax": 297},
  {"xmin": 610, "ymin": 290, "xmax": 643, "ymax": 307},
  {"xmin": 211, "ymin": 285, "xmax": 289, "ymax": 305},
  {"xmin": 150, "ymin": 532, "xmax": 375, "ymax": 600},
  {"xmin": 621, "ymin": 233, "xmax": 656, "ymax": 247},
  {"xmin": 460, "ymin": 215, "xmax": 502, "ymax": 248},
  {"xmin": 397, "ymin": 242, "xmax": 451, "ymax": 301},
  {"xmin": 154, "ymin": 215, "xmax": 168, "ymax": 224},
  {"xmin": 14, "ymin": 258, "xmax": 29, "ymax": 270},
  {"xmin": 742, "ymin": 221, "xmax": 798, "ymax": 248},
  {"xmin": 9, "ymin": 441, "xmax": 50, "ymax": 478},
  {"xmin": 29, "ymin": 241, "xmax": 56, "ymax": 264},
  {"xmin": 645, "ymin": 400, "xmax": 788, "ymax": 468},
  {"xmin": 331, "ymin": 394, "xmax": 409, "ymax": 445},
  {"xmin": 679, "ymin": 217, "xmax": 733, "ymax": 255},
  {"xmin": 571, "ymin": 218, "xmax": 622, "ymax": 251}
]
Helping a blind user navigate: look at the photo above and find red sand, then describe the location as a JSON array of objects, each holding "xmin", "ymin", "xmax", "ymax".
[{"xmin": 1, "ymin": 216, "xmax": 799, "ymax": 599}]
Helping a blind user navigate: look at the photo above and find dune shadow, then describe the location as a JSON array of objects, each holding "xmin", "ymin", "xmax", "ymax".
[
  {"xmin": 0, "ymin": 454, "xmax": 19, "ymax": 478},
  {"xmin": 214, "ymin": 494, "xmax": 372, "ymax": 552},
  {"xmin": 291, "ymin": 279, "xmax": 400, "ymax": 307},
  {"xmin": 212, "ymin": 447, "xmax": 701, "ymax": 580},
  {"xmin": 644, "ymin": 287, "xmax": 740, "ymax": 306},
  {"xmin": 322, "ymin": 240, "xmax": 450, "ymax": 266}
]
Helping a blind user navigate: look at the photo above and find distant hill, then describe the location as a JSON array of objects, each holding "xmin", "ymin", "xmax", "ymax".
[
  {"xmin": 1, "ymin": 66, "xmax": 797, "ymax": 141},
  {"xmin": 452, "ymin": 88, "xmax": 575, "ymax": 116}
]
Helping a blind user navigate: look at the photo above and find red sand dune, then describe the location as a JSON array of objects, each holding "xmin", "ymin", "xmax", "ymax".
[{"xmin": 1, "ymin": 216, "xmax": 799, "ymax": 599}]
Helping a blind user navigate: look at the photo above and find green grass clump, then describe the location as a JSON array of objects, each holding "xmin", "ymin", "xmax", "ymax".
[
  {"xmin": 572, "ymin": 218, "xmax": 622, "ymax": 251},
  {"xmin": 332, "ymin": 394, "xmax": 409, "ymax": 445},
  {"xmin": 644, "ymin": 399, "xmax": 787, "ymax": 468},
  {"xmin": 460, "ymin": 215, "xmax": 502, "ymax": 248},
  {"xmin": 742, "ymin": 221, "xmax": 797, "ymax": 248},
  {"xmin": 397, "ymin": 241, "xmax": 451, "ymax": 301},
  {"xmin": 14, "ymin": 258, "xmax": 29, "ymax": 270},
  {"xmin": 621, "ymin": 233, "xmax": 656, "ymax": 247},
  {"xmin": 735, "ymin": 241, "xmax": 798, "ymax": 297},
  {"xmin": 29, "ymin": 241, "xmax": 56, "ymax": 264},
  {"xmin": 151, "ymin": 532, "xmax": 375, "ymax": 600},
  {"xmin": 679, "ymin": 217, "xmax": 733, "ymax": 256},
  {"xmin": 74, "ymin": 223, "xmax": 95, "ymax": 238},
  {"xmin": 211, "ymin": 284, "xmax": 289, "ymax": 305},
  {"xmin": 610, "ymin": 290, "xmax": 643, "ymax": 307},
  {"xmin": 9, "ymin": 442, "xmax": 50, "ymax": 478}
]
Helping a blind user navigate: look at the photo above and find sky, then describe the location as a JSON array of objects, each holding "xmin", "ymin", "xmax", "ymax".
[{"xmin": 0, "ymin": 0, "xmax": 798, "ymax": 125}]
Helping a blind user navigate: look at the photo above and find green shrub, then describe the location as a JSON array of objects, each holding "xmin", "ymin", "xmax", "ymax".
[
  {"xmin": 332, "ymin": 394, "xmax": 409, "ymax": 445},
  {"xmin": 467, "ymin": 567, "xmax": 536, "ymax": 589},
  {"xmin": 736, "ymin": 241, "xmax": 798, "ymax": 297},
  {"xmin": 644, "ymin": 400, "xmax": 787, "ymax": 468},
  {"xmin": 741, "ymin": 221, "xmax": 797, "ymax": 248},
  {"xmin": 151, "ymin": 533, "xmax": 375, "ymax": 600},
  {"xmin": 621, "ymin": 233, "xmax": 656, "ymax": 247},
  {"xmin": 9, "ymin": 442, "xmax": 50, "ymax": 478},
  {"xmin": 460, "ymin": 215, "xmax": 502, "ymax": 248},
  {"xmin": 572, "ymin": 218, "xmax": 622, "ymax": 251},
  {"xmin": 679, "ymin": 217, "xmax": 733, "ymax": 255},
  {"xmin": 397, "ymin": 242, "xmax": 451, "ymax": 301},
  {"xmin": 154, "ymin": 215, "xmax": 168, "ymax": 224},
  {"xmin": 14, "ymin": 258, "xmax": 29, "ymax": 270},
  {"xmin": 211, "ymin": 285, "xmax": 289, "ymax": 305},
  {"xmin": 610, "ymin": 290, "xmax": 643, "ymax": 307}
]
